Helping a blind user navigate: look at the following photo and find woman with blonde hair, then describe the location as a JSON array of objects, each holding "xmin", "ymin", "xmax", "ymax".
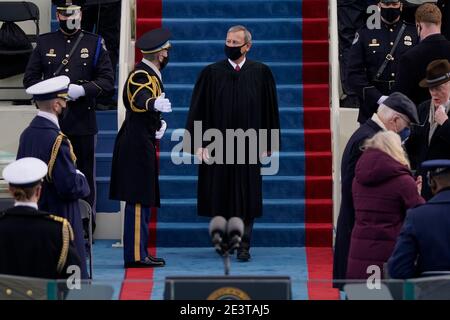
[{"xmin": 346, "ymin": 131, "xmax": 425, "ymax": 280}]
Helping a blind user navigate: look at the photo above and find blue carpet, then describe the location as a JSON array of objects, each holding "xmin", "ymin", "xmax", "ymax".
[{"xmin": 92, "ymin": 240, "xmax": 310, "ymax": 300}]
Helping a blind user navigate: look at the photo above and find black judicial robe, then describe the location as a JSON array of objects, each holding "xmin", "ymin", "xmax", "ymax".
[{"xmin": 184, "ymin": 59, "xmax": 280, "ymax": 219}]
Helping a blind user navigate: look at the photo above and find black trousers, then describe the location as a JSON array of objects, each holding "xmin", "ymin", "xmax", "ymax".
[
  {"xmin": 68, "ymin": 134, "xmax": 97, "ymax": 229},
  {"xmin": 241, "ymin": 217, "xmax": 254, "ymax": 250}
]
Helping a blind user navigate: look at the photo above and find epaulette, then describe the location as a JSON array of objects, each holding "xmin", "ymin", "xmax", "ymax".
[
  {"xmin": 127, "ymin": 70, "xmax": 162, "ymax": 113},
  {"xmin": 48, "ymin": 215, "xmax": 74, "ymax": 273},
  {"xmin": 47, "ymin": 132, "xmax": 77, "ymax": 183}
]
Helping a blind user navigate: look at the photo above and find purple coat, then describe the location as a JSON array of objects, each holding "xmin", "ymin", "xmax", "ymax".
[{"xmin": 346, "ymin": 148, "xmax": 425, "ymax": 280}]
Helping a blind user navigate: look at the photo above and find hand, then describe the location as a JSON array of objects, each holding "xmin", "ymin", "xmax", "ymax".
[
  {"xmin": 416, "ymin": 175, "xmax": 423, "ymax": 195},
  {"xmin": 154, "ymin": 93, "xmax": 172, "ymax": 113},
  {"xmin": 378, "ymin": 95, "xmax": 389, "ymax": 105},
  {"xmin": 155, "ymin": 120, "xmax": 167, "ymax": 140},
  {"xmin": 435, "ymin": 105, "xmax": 448, "ymax": 125},
  {"xmin": 76, "ymin": 169, "xmax": 85, "ymax": 177},
  {"xmin": 195, "ymin": 147, "xmax": 210, "ymax": 163},
  {"xmin": 68, "ymin": 84, "xmax": 86, "ymax": 101}
]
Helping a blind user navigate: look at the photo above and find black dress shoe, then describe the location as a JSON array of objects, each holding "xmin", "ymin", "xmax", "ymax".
[
  {"xmin": 147, "ymin": 255, "xmax": 166, "ymax": 265},
  {"xmin": 237, "ymin": 248, "xmax": 251, "ymax": 262},
  {"xmin": 124, "ymin": 257, "xmax": 165, "ymax": 268}
]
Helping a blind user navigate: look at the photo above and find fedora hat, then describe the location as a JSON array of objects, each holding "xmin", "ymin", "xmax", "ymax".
[{"xmin": 419, "ymin": 59, "xmax": 450, "ymax": 88}]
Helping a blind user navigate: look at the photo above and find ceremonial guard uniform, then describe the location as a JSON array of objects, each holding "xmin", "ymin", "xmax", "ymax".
[
  {"xmin": 17, "ymin": 76, "xmax": 90, "ymax": 278},
  {"xmin": 0, "ymin": 158, "xmax": 82, "ymax": 279},
  {"xmin": 23, "ymin": 0, "xmax": 114, "ymax": 226},
  {"xmin": 110, "ymin": 28, "xmax": 172, "ymax": 268},
  {"xmin": 346, "ymin": 0, "xmax": 417, "ymax": 123}
]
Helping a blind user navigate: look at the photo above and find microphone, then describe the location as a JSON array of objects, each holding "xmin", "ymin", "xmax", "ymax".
[
  {"xmin": 227, "ymin": 217, "xmax": 244, "ymax": 253},
  {"xmin": 208, "ymin": 216, "xmax": 227, "ymax": 255}
]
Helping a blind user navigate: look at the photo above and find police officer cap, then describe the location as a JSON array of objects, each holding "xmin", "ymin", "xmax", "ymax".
[
  {"xmin": 52, "ymin": 0, "xmax": 84, "ymax": 15},
  {"xmin": 26, "ymin": 76, "xmax": 70, "ymax": 101},
  {"xmin": 2, "ymin": 158, "xmax": 48, "ymax": 188},
  {"xmin": 421, "ymin": 159, "xmax": 450, "ymax": 176},
  {"xmin": 382, "ymin": 92, "xmax": 419, "ymax": 124},
  {"xmin": 136, "ymin": 28, "xmax": 172, "ymax": 54}
]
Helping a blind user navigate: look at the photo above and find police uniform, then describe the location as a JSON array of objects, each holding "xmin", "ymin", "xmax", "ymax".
[
  {"xmin": 23, "ymin": 0, "xmax": 115, "ymax": 226},
  {"xmin": 346, "ymin": 0, "xmax": 418, "ymax": 124},
  {"xmin": 110, "ymin": 28, "xmax": 172, "ymax": 268},
  {"xmin": 17, "ymin": 76, "xmax": 90, "ymax": 278},
  {"xmin": 388, "ymin": 159, "xmax": 450, "ymax": 279},
  {"xmin": 0, "ymin": 158, "xmax": 82, "ymax": 279}
]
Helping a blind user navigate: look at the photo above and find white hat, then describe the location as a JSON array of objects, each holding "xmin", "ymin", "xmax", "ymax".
[
  {"xmin": 26, "ymin": 76, "xmax": 70, "ymax": 101},
  {"xmin": 2, "ymin": 157, "xmax": 48, "ymax": 187}
]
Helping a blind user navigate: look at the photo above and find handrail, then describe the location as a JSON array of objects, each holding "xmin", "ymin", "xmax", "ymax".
[{"xmin": 329, "ymin": 0, "xmax": 341, "ymax": 237}]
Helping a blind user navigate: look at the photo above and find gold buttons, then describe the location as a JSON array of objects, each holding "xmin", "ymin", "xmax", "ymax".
[
  {"xmin": 390, "ymin": 29, "xmax": 393, "ymax": 32},
  {"xmin": 66, "ymin": 54, "xmax": 69, "ymax": 58},
  {"xmin": 67, "ymin": 40, "xmax": 71, "ymax": 43},
  {"xmin": 391, "ymin": 73, "xmax": 395, "ymax": 77},
  {"xmin": 65, "ymin": 69, "xmax": 69, "ymax": 72},
  {"xmin": 390, "ymin": 42, "xmax": 394, "ymax": 46}
]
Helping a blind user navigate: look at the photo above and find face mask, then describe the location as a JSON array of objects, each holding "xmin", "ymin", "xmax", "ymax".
[
  {"xmin": 398, "ymin": 127, "xmax": 411, "ymax": 143},
  {"xmin": 59, "ymin": 18, "xmax": 81, "ymax": 35},
  {"xmin": 224, "ymin": 43, "xmax": 246, "ymax": 61},
  {"xmin": 159, "ymin": 55, "xmax": 169, "ymax": 70},
  {"xmin": 381, "ymin": 7, "xmax": 401, "ymax": 24}
]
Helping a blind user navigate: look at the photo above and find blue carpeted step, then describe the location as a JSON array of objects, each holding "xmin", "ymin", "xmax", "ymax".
[
  {"xmin": 159, "ymin": 175, "xmax": 305, "ymax": 199},
  {"xmin": 161, "ymin": 0, "xmax": 302, "ymax": 19},
  {"xmin": 164, "ymin": 107, "xmax": 303, "ymax": 129},
  {"xmin": 157, "ymin": 18, "xmax": 302, "ymax": 40},
  {"xmin": 96, "ymin": 177, "xmax": 120, "ymax": 212},
  {"xmin": 164, "ymin": 62, "xmax": 302, "ymax": 84},
  {"xmin": 158, "ymin": 198, "xmax": 304, "ymax": 223},
  {"xmin": 96, "ymin": 111, "xmax": 118, "ymax": 131},
  {"xmin": 155, "ymin": 222, "xmax": 305, "ymax": 247},
  {"xmin": 165, "ymin": 83, "xmax": 302, "ymax": 110},
  {"xmin": 96, "ymin": 176, "xmax": 316, "ymax": 201},
  {"xmin": 97, "ymin": 130, "xmax": 116, "ymax": 153},
  {"xmin": 96, "ymin": 151, "xmax": 310, "ymax": 177},
  {"xmin": 159, "ymin": 128, "xmax": 303, "ymax": 152},
  {"xmin": 168, "ymin": 40, "xmax": 301, "ymax": 62}
]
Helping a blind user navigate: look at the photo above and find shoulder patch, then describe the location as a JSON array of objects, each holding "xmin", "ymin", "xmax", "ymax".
[{"xmin": 352, "ymin": 32, "xmax": 359, "ymax": 45}]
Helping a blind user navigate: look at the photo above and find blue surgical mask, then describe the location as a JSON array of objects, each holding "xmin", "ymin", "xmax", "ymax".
[{"xmin": 398, "ymin": 127, "xmax": 411, "ymax": 143}]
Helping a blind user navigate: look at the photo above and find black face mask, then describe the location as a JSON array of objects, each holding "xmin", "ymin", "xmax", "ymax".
[
  {"xmin": 160, "ymin": 55, "xmax": 169, "ymax": 70},
  {"xmin": 59, "ymin": 18, "xmax": 81, "ymax": 35},
  {"xmin": 224, "ymin": 43, "xmax": 246, "ymax": 61},
  {"xmin": 381, "ymin": 7, "xmax": 401, "ymax": 24}
]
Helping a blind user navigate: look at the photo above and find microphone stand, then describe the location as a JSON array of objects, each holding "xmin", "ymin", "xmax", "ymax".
[{"xmin": 223, "ymin": 251, "xmax": 231, "ymax": 276}]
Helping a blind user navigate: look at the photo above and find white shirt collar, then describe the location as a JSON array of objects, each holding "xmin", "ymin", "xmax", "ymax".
[
  {"xmin": 142, "ymin": 58, "xmax": 162, "ymax": 80},
  {"xmin": 371, "ymin": 113, "xmax": 388, "ymax": 131},
  {"xmin": 228, "ymin": 57, "xmax": 246, "ymax": 70},
  {"xmin": 14, "ymin": 201, "xmax": 38, "ymax": 210},
  {"xmin": 37, "ymin": 111, "xmax": 60, "ymax": 128}
]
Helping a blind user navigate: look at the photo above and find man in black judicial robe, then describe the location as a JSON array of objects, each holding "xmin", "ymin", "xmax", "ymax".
[{"xmin": 184, "ymin": 25, "xmax": 280, "ymax": 262}]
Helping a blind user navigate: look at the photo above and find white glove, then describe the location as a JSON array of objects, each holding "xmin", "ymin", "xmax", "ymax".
[
  {"xmin": 377, "ymin": 95, "xmax": 389, "ymax": 105},
  {"xmin": 68, "ymin": 84, "xmax": 86, "ymax": 101},
  {"xmin": 154, "ymin": 93, "xmax": 172, "ymax": 113},
  {"xmin": 76, "ymin": 169, "xmax": 85, "ymax": 177},
  {"xmin": 155, "ymin": 120, "xmax": 167, "ymax": 139}
]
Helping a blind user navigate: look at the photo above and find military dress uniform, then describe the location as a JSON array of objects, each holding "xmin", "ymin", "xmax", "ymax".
[
  {"xmin": 17, "ymin": 76, "xmax": 90, "ymax": 278},
  {"xmin": 23, "ymin": 1, "xmax": 114, "ymax": 226},
  {"xmin": 388, "ymin": 159, "xmax": 450, "ymax": 279},
  {"xmin": 346, "ymin": 18, "xmax": 417, "ymax": 123},
  {"xmin": 110, "ymin": 28, "xmax": 171, "ymax": 268},
  {"xmin": 0, "ymin": 158, "xmax": 82, "ymax": 279}
]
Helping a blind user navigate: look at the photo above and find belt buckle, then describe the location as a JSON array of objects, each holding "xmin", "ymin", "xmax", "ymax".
[{"xmin": 62, "ymin": 59, "xmax": 69, "ymax": 65}]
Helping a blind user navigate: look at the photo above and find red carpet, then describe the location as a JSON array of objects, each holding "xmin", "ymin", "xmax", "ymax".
[{"xmin": 303, "ymin": 0, "xmax": 339, "ymax": 299}]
